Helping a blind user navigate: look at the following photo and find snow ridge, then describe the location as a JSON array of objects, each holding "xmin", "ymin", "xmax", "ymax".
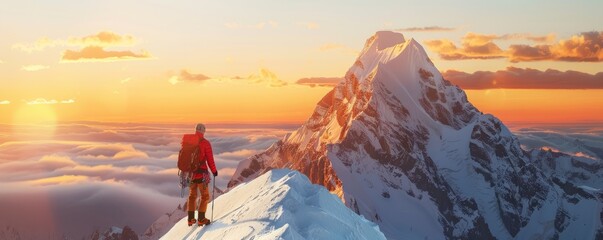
[{"xmin": 162, "ymin": 169, "xmax": 385, "ymax": 240}]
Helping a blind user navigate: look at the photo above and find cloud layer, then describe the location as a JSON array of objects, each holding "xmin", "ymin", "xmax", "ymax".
[
  {"xmin": 443, "ymin": 67, "xmax": 603, "ymax": 89},
  {"xmin": 509, "ymin": 122, "xmax": 603, "ymax": 160},
  {"xmin": 0, "ymin": 121, "xmax": 293, "ymax": 239},
  {"xmin": 425, "ymin": 31, "xmax": 602, "ymax": 62}
]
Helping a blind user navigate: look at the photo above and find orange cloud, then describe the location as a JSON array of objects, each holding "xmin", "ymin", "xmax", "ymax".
[
  {"xmin": 12, "ymin": 37, "xmax": 61, "ymax": 52},
  {"xmin": 395, "ymin": 26, "xmax": 455, "ymax": 32},
  {"xmin": 39, "ymin": 154, "xmax": 77, "ymax": 165},
  {"xmin": 0, "ymin": 100, "xmax": 9, "ymax": 105},
  {"xmin": 61, "ymin": 46, "xmax": 151, "ymax": 62},
  {"xmin": 296, "ymin": 77, "xmax": 343, "ymax": 87},
  {"xmin": 248, "ymin": 68, "xmax": 287, "ymax": 87},
  {"xmin": 499, "ymin": 33, "xmax": 556, "ymax": 43},
  {"xmin": 168, "ymin": 70, "xmax": 211, "ymax": 85},
  {"xmin": 509, "ymin": 31, "xmax": 603, "ymax": 62},
  {"xmin": 424, "ymin": 33, "xmax": 507, "ymax": 60},
  {"xmin": 67, "ymin": 31, "xmax": 135, "ymax": 47},
  {"xmin": 168, "ymin": 68, "xmax": 288, "ymax": 87},
  {"xmin": 443, "ymin": 67, "xmax": 603, "ymax": 89},
  {"xmin": 13, "ymin": 31, "xmax": 152, "ymax": 62},
  {"xmin": 426, "ymin": 31, "xmax": 603, "ymax": 62}
]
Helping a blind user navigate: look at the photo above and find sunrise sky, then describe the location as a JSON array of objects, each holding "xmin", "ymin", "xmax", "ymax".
[
  {"xmin": 1, "ymin": 1, "xmax": 603, "ymax": 238},
  {"xmin": 1, "ymin": 0, "xmax": 602, "ymax": 125}
]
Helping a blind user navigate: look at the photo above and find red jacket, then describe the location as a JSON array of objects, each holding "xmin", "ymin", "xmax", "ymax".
[{"xmin": 192, "ymin": 132, "xmax": 217, "ymax": 180}]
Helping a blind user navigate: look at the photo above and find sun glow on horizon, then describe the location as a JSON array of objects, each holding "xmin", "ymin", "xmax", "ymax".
[{"xmin": 465, "ymin": 89, "xmax": 603, "ymax": 123}]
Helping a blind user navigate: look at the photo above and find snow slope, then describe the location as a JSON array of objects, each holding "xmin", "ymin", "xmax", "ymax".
[
  {"xmin": 161, "ymin": 169, "xmax": 385, "ymax": 240},
  {"xmin": 142, "ymin": 187, "xmax": 224, "ymax": 240},
  {"xmin": 229, "ymin": 31, "xmax": 603, "ymax": 239}
]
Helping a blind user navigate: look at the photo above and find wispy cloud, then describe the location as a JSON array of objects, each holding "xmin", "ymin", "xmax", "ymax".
[
  {"xmin": 25, "ymin": 98, "xmax": 75, "ymax": 105},
  {"xmin": 247, "ymin": 68, "xmax": 287, "ymax": 87},
  {"xmin": 395, "ymin": 26, "xmax": 455, "ymax": 32},
  {"xmin": 168, "ymin": 68, "xmax": 288, "ymax": 87},
  {"xmin": 443, "ymin": 67, "xmax": 603, "ymax": 89},
  {"xmin": 169, "ymin": 69, "xmax": 211, "ymax": 85},
  {"xmin": 426, "ymin": 31, "xmax": 603, "ymax": 62},
  {"xmin": 61, "ymin": 46, "xmax": 151, "ymax": 62},
  {"xmin": 12, "ymin": 37, "xmax": 62, "ymax": 52},
  {"xmin": 13, "ymin": 31, "xmax": 153, "ymax": 63},
  {"xmin": 120, "ymin": 77, "xmax": 131, "ymax": 84},
  {"xmin": 296, "ymin": 77, "xmax": 343, "ymax": 87},
  {"xmin": 21, "ymin": 64, "xmax": 50, "ymax": 71},
  {"xmin": 0, "ymin": 100, "xmax": 10, "ymax": 105},
  {"xmin": 68, "ymin": 31, "xmax": 136, "ymax": 47}
]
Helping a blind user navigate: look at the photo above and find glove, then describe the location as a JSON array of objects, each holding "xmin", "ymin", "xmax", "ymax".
[{"xmin": 213, "ymin": 171, "xmax": 218, "ymax": 177}]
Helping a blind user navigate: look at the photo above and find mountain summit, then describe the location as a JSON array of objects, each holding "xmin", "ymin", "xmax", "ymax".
[{"xmin": 229, "ymin": 31, "xmax": 602, "ymax": 239}]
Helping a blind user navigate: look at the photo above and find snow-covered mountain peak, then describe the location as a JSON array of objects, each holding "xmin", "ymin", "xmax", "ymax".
[
  {"xmin": 161, "ymin": 169, "xmax": 386, "ymax": 240},
  {"xmin": 364, "ymin": 31, "xmax": 406, "ymax": 51},
  {"xmin": 229, "ymin": 32, "xmax": 603, "ymax": 239}
]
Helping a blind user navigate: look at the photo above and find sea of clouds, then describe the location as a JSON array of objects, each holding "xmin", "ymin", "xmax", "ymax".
[
  {"xmin": 0, "ymin": 121, "xmax": 294, "ymax": 239},
  {"xmin": 0, "ymin": 121, "xmax": 600, "ymax": 239}
]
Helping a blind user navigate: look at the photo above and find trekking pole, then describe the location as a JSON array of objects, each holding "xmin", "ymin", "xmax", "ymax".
[{"xmin": 211, "ymin": 175, "xmax": 215, "ymax": 223}]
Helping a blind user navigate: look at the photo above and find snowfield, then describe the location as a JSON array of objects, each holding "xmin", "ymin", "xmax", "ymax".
[{"xmin": 161, "ymin": 169, "xmax": 386, "ymax": 240}]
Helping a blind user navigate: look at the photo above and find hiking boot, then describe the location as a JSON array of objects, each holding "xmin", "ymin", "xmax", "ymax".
[
  {"xmin": 187, "ymin": 211, "xmax": 196, "ymax": 227},
  {"xmin": 197, "ymin": 218, "xmax": 211, "ymax": 226}
]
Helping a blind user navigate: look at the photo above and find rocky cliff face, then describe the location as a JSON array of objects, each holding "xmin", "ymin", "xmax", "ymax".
[{"xmin": 228, "ymin": 31, "xmax": 602, "ymax": 239}]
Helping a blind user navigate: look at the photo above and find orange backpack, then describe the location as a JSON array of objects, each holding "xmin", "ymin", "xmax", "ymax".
[{"xmin": 178, "ymin": 134, "xmax": 201, "ymax": 172}]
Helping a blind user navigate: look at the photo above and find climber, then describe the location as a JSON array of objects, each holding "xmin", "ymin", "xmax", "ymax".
[{"xmin": 184, "ymin": 123, "xmax": 218, "ymax": 226}]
